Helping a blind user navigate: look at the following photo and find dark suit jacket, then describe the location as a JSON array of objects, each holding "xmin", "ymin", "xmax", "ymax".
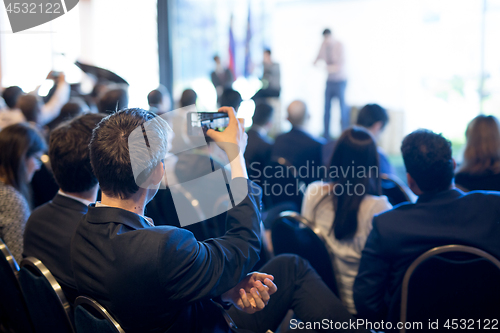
[
  {"xmin": 245, "ymin": 128, "xmax": 272, "ymax": 185},
  {"xmin": 23, "ymin": 194, "xmax": 87, "ymax": 303},
  {"xmin": 70, "ymin": 178, "xmax": 261, "ymax": 333},
  {"xmin": 271, "ymin": 127, "xmax": 324, "ymax": 184},
  {"xmin": 353, "ymin": 189, "xmax": 500, "ymax": 321}
]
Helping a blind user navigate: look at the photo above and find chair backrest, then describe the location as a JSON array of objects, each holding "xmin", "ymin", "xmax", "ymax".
[
  {"xmin": 381, "ymin": 173, "xmax": 415, "ymax": 206},
  {"xmin": 74, "ymin": 296, "xmax": 125, "ymax": 333},
  {"xmin": 0, "ymin": 239, "xmax": 34, "ymax": 333},
  {"xmin": 399, "ymin": 245, "xmax": 500, "ymax": 333},
  {"xmin": 18, "ymin": 257, "xmax": 74, "ymax": 333},
  {"xmin": 271, "ymin": 211, "xmax": 339, "ymax": 296}
]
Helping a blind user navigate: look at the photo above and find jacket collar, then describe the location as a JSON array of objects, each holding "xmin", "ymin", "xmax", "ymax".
[
  {"xmin": 52, "ymin": 194, "xmax": 89, "ymax": 211},
  {"xmin": 84, "ymin": 204, "xmax": 152, "ymax": 230},
  {"xmin": 416, "ymin": 188, "xmax": 464, "ymax": 204}
]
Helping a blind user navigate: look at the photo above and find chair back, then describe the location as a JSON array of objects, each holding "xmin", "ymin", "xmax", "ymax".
[
  {"xmin": 18, "ymin": 257, "xmax": 74, "ymax": 333},
  {"xmin": 0, "ymin": 239, "xmax": 34, "ymax": 333},
  {"xmin": 271, "ymin": 211, "xmax": 339, "ymax": 296},
  {"xmin": 399, "ymin": 245, "xmax": 500, "ymax": 333},
  {"xmin": 74, "ymin": 296, "xmax": 125, "ymax": 333},
  {"xmin": 381, "ymin": 173, "xmax": 415, "ymax": 206}
]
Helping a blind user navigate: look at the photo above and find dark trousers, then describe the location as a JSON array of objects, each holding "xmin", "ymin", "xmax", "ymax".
[
  {"xmin": 324, "ymin": 81, "xmax": 348, "ymax": 138},
  {"xmin": 228, "ymin": 254, "xmax": 366, "ymax": 333}
]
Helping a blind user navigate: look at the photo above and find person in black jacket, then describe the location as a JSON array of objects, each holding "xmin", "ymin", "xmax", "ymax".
[
  {"xmin": 24, "ymin": 113, "xmax": 106, "ymax": 304},
  {"xmin": 71, "ymin": 107, "xmax": 365, "ymax": 333},
  {"xmin": 354, "ymin": 129, "xmax": 500, "ymax": 321}
]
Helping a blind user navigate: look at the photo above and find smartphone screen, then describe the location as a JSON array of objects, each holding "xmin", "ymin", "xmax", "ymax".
[{"xmin": 187, "ymin": 112, "xmax": 230, "ymax": 136}]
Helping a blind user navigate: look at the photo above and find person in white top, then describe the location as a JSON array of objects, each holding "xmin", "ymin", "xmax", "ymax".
[{"xmin": 301, "ymin": 127, "xmax": 392, "ymax": 315}]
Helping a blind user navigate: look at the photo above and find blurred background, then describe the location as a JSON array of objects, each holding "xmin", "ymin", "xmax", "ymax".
[{"xmin": 2, "ymin": 0, "xmax": 500, "ymax": 173}]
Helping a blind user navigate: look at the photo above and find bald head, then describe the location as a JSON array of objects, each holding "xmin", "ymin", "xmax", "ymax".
[{"xmin": 287, "ymin": 100, "xmax": 308, "ymax": 127}]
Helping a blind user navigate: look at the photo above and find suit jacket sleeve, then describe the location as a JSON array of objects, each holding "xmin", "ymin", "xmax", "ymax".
[
  {"xmin": 157, "ymin": 178, "xmax": 262, "ymax": 304},
  {"xmin": 353, "ymin": 216, "xmax": 391, "ymax": 320}
]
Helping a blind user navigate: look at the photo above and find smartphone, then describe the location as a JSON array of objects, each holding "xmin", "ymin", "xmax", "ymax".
[{"xmin": 187, "ymin": 112, "xmax": 230, "ymax": 137}]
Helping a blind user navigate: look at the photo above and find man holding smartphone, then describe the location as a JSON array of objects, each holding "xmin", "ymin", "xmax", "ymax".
[{"xmin": 70, "ymin": 107, "xmax": 365, "ymax": 332}]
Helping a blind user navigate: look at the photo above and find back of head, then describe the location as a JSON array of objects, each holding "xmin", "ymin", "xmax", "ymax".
[
  {"xmin": 287, "ymin": 100, "xmax": 307, "ymax": 127},
  {"xmin": 49, "ymin": 113, "xmax": 106, "ymax": 193},
  {"xmin": 180, "ymin": 89, "xmax": 197, "ymax": 108},
  {"xmin": 90, "ymin": 108, "xmax": 169, "ymax": 199},
  {"xmin": 401, "ymin": 129, "xmax": 454, "ymax": 193},
  {"xmin": 252, "ymin": 102, "xmax": 273, "ymax": 127},
  {"xmin": 219, "ymin": 88, "xmax": 242, "ymax": 111},
  {"xmin": 460, "ymin": 115, "xmax": 500, "ymax": 175},
  {"xmin": 0, "ymin": 123, "xmax": 46, "ymax": 194},
  {"xmin": 2, "ymin": 86, "xmax": 23, "ymax": 109},
  {"xmin": 148, "ymin": 89, "xmax": 163, "ymax": 107},
  {"xmin": 323, "ymin": 28, "xmax": 332, "ymax": 36},
  {"xmin": 98, "ymin": 88, "xmax": 129, "ymax": 114},
  {"xmin": 325, "ymin": 127, "xmax": 380, "ymax": 240},
  {"xmin": 356, "ymin": 104, "xmax": 389, "ymax": 129},
  {"xmin": 16, "ymin": 94, "xmax": 41, "ymax": 123}
]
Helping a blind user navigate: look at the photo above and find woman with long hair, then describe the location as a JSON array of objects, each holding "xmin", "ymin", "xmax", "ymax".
[
  {"xmin": 456, "ymin": 115, "xmax": 500, "ymax": 191},
  {"xmin": 301, "ymin": 126, "xmax": 392, "ymax": 314},
  {"xmin": 0, "ymin": 123, "xmax": 46, "ymax": 263}
]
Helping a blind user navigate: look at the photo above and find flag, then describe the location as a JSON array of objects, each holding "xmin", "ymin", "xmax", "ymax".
[
  {"xmin": 229, "ymin": 15, "xmax": 236, "ymax": 78},
  {"xmin": 244, "ymin": 5, "xmax": 252, "ymax": 78}
]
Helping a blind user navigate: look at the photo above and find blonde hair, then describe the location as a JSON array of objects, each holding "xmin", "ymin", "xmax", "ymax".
[{"xmin": 459, "ymin": 115, "xmax": 500, "ymax": 174}]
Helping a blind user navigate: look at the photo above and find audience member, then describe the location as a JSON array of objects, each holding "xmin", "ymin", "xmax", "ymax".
[
  {"xmin": 70, "ymin": 108, "xmax": 366, "ymax": 333},
  {"xmin": 353, "ymin": 129, "xmax": 500, "ymax": 321},
  {"xmin": 0, "ymin": 123, "xmax": 46, "ymax": 263},
  {"xmin": 211, "ymin": 55, "xmax": 234, "ymax": 102},
  {"xmin": 47, "ymin": 100, "xmax": 86, "ymax": 131},
  {"xmin": 219, "ymin": 88, "xmax": 242, "ymax": 111},
  {"xmin": 302, "ymin": 127, "xmax": 392, "ymax": 314},
  {"xmin": 271, "ymin": 100, "xmax": 324, "ymax": 185},
  {"xmin": 356, "ymin": 104, "xmax": 393, "ymax": 175},
  {"xmin": 23, "ymin": 113, "xmax": 105, "ymax": 303},
  {"xmin": 17, "ymin": 72, "xmax": 70, "ymax": 126},
  {"xmin": 245, "ymin": 101, "xmax": 273, "ymax": 186},
  {"xmin": 455, "ymin": 115, "xmax": 500, "ymax": 191},
  {"xmin": 0, "ymin": 86, "xmax": 25, "ymax": 130},
  {"xmin": 315, "ymin": 28, "xmax": 348, "ymax": 137},
  {"xmin": 148, "ymin": 86, "xmax": 171, "ymax": 115},
  {"xmin": 252, "ymin": 49, "xmax": 281, "ymax": 100},
  {"xmin": 97, "ymin": 88, "xmax": 128, "ymax": 114},
  {"xmin": 180, "ymin": 88, "xmax": 197, "ymax": 108}
]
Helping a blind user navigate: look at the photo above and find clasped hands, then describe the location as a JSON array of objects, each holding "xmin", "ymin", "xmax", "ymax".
[{"xmin": 221, "ymin": 272, "xmax": 278, "ymax": 314}]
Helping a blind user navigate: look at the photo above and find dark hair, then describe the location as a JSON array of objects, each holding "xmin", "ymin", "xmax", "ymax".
[
  {"xmin": 148, "ymin": 89, "xmax": 163, "ymax": 107},
  {"xmin": 48, "ymin": 101, "xmax": 85, "ymax": 130},
  {"xmin": 90, "ymin": 108, "xmax": 168, "ymax": 199},
  {"xmin": 213, "ymin": 55, "xmax": 220, "ymax": 61},
  {"xmin": 98, "ymin": 88, "xmax": 129, "ymax": 114},
  {"xmin": 356, "ymin": 104, "xmax": 389, "ymax": 129},
  {"xmin": 323, "ymin": 28, "xmax": 332, "ymax": 36},
  {"xmin": 459, "ymin": 115, "xmax": 500, "ymax": 175},
  {"xmin": 16, "ymin": 94, "xmax": 41, "ymax": 123},
  {"xmin": 315, "ymin": 127, "xmax": 381, "ymax": 240},
  {"xmin": 401, "ymin": 129, "xmax": 454, "ymax": 193},
  {"xmin": 252, "ymin": 102, "xmax": 273, "ymax": 126},
  {"xmin": 2, "ymin": 86, "xmax": 23, "ymax": 109},
  {"xmin": 180, "ymin": 89, "xmax": 197, "ymax": 108},
  {"xmin": 264, "ymin": 48, "xmax": 271, "ymax": 55},
  {"xmin": 219, "ymin": 88, "xmax": 242, "ymax": 110},
  {"xmin": 0, "ymin": 123, "xmax": 46, "ymax": 199},
  {"xmin": 49, "ymin": 113, "xmax": 106, "ymax": 193}
]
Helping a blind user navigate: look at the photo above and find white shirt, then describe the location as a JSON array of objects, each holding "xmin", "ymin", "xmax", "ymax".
[{"xmin": 301, "ymin": 181, "xmax": 392, "ymax": 314}]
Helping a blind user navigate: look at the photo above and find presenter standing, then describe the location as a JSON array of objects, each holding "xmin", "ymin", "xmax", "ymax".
[{"xmin": 315, "ymin": 28, "xmax": 348, "ymax": 138}]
